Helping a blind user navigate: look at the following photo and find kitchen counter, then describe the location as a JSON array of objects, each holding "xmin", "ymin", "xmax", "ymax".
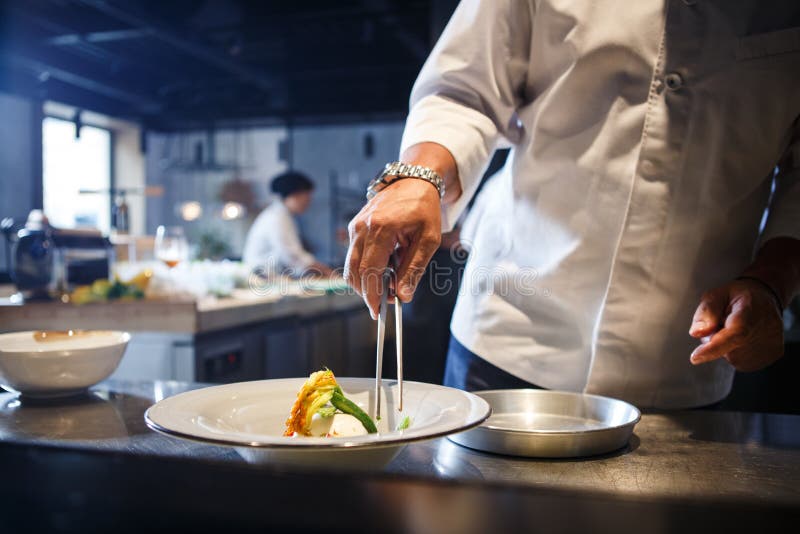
[
  {"xmin": 0, "ymin": 289, "xmax": 376, "ymax": 383},
  {"xmin": 0, "ymin": 380, "xmax": 797, "ymax": 532},
  {"xmin": 0, "ymin": 289, "xmax": 365, "ymax": 334}
]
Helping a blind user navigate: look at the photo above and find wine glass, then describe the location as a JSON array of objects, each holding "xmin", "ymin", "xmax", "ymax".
[{"xmin": 154, "ymin": 225, "xmax": 188, "ymax": 269}]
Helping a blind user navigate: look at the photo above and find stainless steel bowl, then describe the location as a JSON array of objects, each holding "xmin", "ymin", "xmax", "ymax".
[{"xmin": 448, "ymin": 389, "xmax": 641, "ymax": 458}]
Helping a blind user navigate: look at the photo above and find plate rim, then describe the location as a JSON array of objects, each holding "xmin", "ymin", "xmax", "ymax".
[{"xmin": 144, "ymin": 377, "xmax": 492, "ymax": 450}]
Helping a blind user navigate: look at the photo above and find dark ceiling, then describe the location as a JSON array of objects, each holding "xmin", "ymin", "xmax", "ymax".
[{"xmin": 0, "ymin": 0, "xmax": 456, "ymax": 130}]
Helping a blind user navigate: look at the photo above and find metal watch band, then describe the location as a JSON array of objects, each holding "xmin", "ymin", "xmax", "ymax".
[{"xmin": 366, "ymin": 161, "xmax": 445, "ymax": 200}]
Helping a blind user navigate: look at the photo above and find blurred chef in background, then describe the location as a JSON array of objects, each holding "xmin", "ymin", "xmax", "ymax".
[{"xmin": 243, "ymin": 171, "xmax": 332, "ymax": 278}]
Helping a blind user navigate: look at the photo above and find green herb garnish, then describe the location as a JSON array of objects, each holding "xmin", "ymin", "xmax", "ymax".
[
  {"xmin": 317, "ymin": 405, "xmax": 336, "ymax": 418},
  {"xmin": 396, "ymin": 416, "xmax": 411, "ymax": 431}
]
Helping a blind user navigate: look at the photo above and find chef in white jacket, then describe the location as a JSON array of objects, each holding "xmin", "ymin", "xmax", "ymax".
[
  {"xmin": 345, "ymin": 0, "xmax": 800, "ymax": 408},
  {"xmin": 243, "ymin": 171, "xmax": 332, "ymax": 278}
]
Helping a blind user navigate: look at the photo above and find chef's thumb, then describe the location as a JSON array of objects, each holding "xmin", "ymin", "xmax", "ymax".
[{"xmin": 689, "ymin": 289, "xmax": 726, "ymax": 338}]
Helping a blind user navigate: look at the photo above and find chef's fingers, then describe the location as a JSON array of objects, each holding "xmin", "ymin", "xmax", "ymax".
[
  {"xmin": 724, "ymin": 348, "xmax": 761, "ymax": 372},
  {"xmin": 689, "ymin": 289, "xmax": 727, "ymax": 338},
  {"xmin": 690, "ymin": 305, "xmax": 750, "ymax": 364},
  {"xmin": 395, "ymin": 227, "xmax": 441, "ymax": 302},
  {"xmin": 359, "ymin": 225, "xmax": 396, "ymax": 318},
  {"xmin": 344, "ymin": 218, "xmax": 366, "ymax": 296}
]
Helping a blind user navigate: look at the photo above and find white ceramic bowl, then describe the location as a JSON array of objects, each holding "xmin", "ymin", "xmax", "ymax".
[
  {"xmin": 146, "ymin": 378, "xmax": 491, "ymax": 470},
  {"xmin": 0, "ymin": 330, "xmax": 130, "ymax": 398}
]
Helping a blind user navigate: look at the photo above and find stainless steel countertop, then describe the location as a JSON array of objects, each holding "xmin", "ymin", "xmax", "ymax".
[
  {"xmin": 0, "ymin": 290, "xmax": 366, "ymax": 334},
  {"xmin": 1, "ymin": 379, "xmax": 798, "ymax": 506}
]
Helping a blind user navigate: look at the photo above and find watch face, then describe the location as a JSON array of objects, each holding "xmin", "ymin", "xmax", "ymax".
[
  {"xmin": 367, "ymin": 174, "xmax": 382, "ymax": 190},
  {"xmin": 368, "ymin": 170, "xmax": 385, "ymax": 189},
  {"xmin": 366, "ymin": 170, "xmax": 389, "ymax": 199},
  {"xmin": 368, "ymin": 168, "xmax": 397, "ymax": 190}
]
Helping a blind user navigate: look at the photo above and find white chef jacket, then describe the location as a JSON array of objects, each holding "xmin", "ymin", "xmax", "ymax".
[
  {"xmin": 242, "ymin": 200, "xmax": 316, "ymax": 276},
  {"xmin": 400, "ymin": 0, "xmax": 800, "ymax": 408}
]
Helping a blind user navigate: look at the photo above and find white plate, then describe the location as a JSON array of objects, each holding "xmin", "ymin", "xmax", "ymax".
[
  {"xmin": 0, "ymin": 330, "xmax": 130, "ymax": 398},
  {"xmin": 145, "ymin": 378, "xmax": 491, "ymax": 469}
]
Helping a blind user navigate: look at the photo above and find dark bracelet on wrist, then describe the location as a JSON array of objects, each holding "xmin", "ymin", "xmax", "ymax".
[{"xmin": 735, "ymin": 276, "xmax": 785, "ymax": 311}]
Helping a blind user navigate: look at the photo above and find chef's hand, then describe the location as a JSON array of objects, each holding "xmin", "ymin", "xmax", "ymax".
[
  {"xmin": 344, "ymin": 142, "xmax": 460, "ymax": 318},
  {"xmin": 688, "ymin": 279, "xmax": 784, "ymax": 371},
  {"xmin": 689, "ymin": 237, "xmax": 800, "ymax": 371},
  {"xmin": 345, "ymin": 178, "xmax": 440, "ymax": 318}
]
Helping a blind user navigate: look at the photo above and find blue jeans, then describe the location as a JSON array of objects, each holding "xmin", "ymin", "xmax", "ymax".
[{"xmin": 444, "ymin": 336, "xmax": 542, "ymax": 391}]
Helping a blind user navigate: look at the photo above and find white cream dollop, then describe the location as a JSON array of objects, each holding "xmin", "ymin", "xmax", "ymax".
[{"xmin": 309, "ymin": 412, "xmax": 369, "ymax": 438}]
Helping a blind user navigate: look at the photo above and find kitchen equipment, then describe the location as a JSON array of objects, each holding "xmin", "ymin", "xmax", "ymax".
[
  {"xmin": 112, "ymin": 191, "xmax": 130, "ymax": 233},
  {"xmin": 11, "ymin": 211, "xmax": 53, "ymax": 300},
  {"xmin": 374, "ymin": 256, "xmax": 403, "ymax": 420},
  {"xmin": 51, "ymin": 228, "xmax": 114, "ymax": 290},
  {"xmin": 448, "ymin": 389, "xmax": 640, "ymax": 458},
  {"xmin": 7, "ymin": 210, "xmax": 114, "ymax": 299},
  {"xmin": 79, "ymin": 185, "xmax": 164, "ymax": 234},
  {"xmin": 0, "ymin": 330, "xmax": 130, "ymax": 398},
  {"xmin": 395, "ymin": 279, "xmax": 403, "ymax": 411},
  {"xmin": 145, "ymin": 377, "xmax": 490, "ymax": 470},
  {"xmin": 1, "ymin": 217, "xmax": 17, "ymax": 281}
]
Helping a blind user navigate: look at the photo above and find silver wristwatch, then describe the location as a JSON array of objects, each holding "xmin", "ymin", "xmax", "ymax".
[{"xmin": 366, "ymin": 161, "xmax": 445, "ymax": 200}]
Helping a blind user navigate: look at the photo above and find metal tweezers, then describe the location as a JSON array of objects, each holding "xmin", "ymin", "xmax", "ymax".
[{"xmin": 374, "ymin": 255, "xmax": 403, "ymax": 421}]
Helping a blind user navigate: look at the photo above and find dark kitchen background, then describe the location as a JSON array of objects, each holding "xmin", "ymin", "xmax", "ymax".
[{"xmin": 0, "ymin": 0, "xmax": 459, "ymax": 266}]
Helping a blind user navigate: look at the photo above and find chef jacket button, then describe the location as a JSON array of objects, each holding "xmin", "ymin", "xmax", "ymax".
[
  {"xmin": 665, "ymin": 73, "xmax": 684, "ymax": 90},
  {"xmin": 641, "ymin": 160, "xmax": 656, "ymax": 175}
]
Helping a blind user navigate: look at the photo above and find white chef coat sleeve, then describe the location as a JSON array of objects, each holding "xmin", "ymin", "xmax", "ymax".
[
  {"xmin": 760, "ymin": 120, "xmax": 800, "ymax": 244},
  {"xmin": 274, "ymin": 208, "xmax": 317, "ymax": 273},
  {"xmin": 399, "ymin": 0, "xmax": 533, "ymax": 231}
]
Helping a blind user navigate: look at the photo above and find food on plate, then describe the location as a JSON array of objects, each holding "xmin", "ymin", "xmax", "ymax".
[
  {"xmin": 309, "ymin": 412, "xmax": 369, "ymax": 438},
  {"xmin": 396, "ymin": 415, "xmax": 412, "ymax": 431},
  {"xmin": 284, "ymin": 369, "xmax": 378, "ymax": 437}
]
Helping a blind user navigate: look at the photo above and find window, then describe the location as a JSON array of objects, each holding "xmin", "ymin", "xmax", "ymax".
[{"xmin": 42, "ymin": 116, "xmax": 112, "ymax": 233}]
